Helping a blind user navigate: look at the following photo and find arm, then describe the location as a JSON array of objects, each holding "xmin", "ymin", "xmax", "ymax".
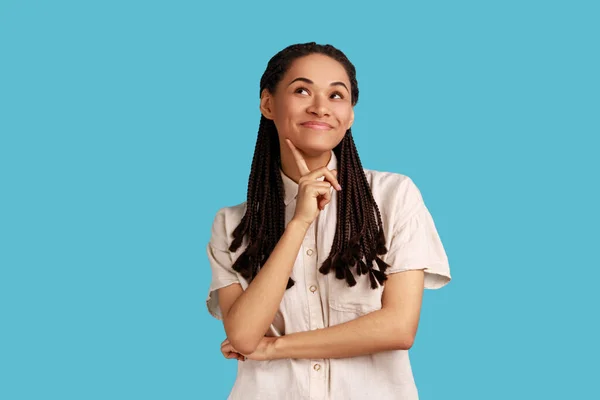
[
  {"xmin": 219, "ymin": 141, "xmax": 341, "ymax": 356},
  {"xmin": 221, "ymin": 219, "xmax": 309, "ymax": 355},
  {"xmin": 271, "ymin": 269, "xmax": 425, "ymax": 359}
]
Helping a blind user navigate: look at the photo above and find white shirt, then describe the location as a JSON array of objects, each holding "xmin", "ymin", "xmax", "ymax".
[{"xmin": 206, "ymin": 150, "xmax": 451, "ymax": 400}]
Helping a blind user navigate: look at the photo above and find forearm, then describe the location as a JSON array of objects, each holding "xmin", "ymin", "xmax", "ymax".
[
  {"xmin": 225, "ymin": 219, "xmax": 309, "ymax": 354},
  {"xmin": 272, "ymin": 308, "xmax": 413, "ymax": 360}
]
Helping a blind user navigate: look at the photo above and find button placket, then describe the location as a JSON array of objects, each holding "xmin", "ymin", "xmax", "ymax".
[
  {"xmin": 304, "ymin": 227, "xmax": 322, "ymax": 331},
  {"xmin": 304, "ymin": 222, "xmax": 327, "ymax": 400}
]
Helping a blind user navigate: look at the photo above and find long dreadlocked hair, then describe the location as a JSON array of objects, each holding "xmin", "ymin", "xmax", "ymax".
[{"xmin": 229, "ymin": 42, "xmax": 391, "ymax": 290}]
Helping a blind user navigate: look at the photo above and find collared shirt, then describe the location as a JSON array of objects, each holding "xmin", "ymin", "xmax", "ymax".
[{"xmin": 206, "ymin": 150, "xmax": 451, "ymax": 400}]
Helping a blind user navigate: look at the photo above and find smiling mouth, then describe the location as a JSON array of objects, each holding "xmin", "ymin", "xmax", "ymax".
[{"xmin": 301, "ymin": 122, "xmax": 333, "ymax": 130}]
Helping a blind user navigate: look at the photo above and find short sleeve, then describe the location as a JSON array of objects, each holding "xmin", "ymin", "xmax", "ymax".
[
  {"xmin": 382, "ymin": 177, "xmax": 451, "ymax": 289},
  {"xmin": 205, "ymin": 208, "xmax": 241, "ymax": 320}
]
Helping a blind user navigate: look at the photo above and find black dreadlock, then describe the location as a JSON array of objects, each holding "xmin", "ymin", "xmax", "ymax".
[{"xmin": 229, "ymin": 42, "xmax": 390, "ymax": 290}]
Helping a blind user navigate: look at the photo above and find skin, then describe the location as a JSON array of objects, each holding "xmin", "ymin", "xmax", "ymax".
[
  {"xmin": 220, "ymin": 140, "xmax": 342, "ymax": 360},
  {"xmin": 219, "ymin": 53, "xmax": 425, "ymax": 363},
  {"xmin": 259, "ymin": 53, "xmax": 354, "ymax": 183},
  {"xmin": 220, "ymin": 142, "xmax": 426, "ymax": 362}
]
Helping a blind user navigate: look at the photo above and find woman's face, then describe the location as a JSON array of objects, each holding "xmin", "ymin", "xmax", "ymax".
[{"xmin": 260, "ymin": 53, "xmax": 354, "ymax": 157}]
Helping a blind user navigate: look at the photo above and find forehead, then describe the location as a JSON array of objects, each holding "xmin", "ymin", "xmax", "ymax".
[{"xmin": 282, "ymin": 54, "xmax": 350, "ymax": 86}]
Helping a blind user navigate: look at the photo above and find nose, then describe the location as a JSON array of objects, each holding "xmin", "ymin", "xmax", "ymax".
[{"xmin": 306, "ymin": 94, "xmax": 330, "ymax": 118}]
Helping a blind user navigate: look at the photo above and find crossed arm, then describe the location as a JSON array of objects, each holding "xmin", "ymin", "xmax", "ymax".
[{"xmin": 219, "ymin": 269, "xmax": 425, "ymax": 361}]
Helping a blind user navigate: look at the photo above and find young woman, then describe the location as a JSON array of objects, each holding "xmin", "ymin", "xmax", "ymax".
[{"xmin": 206, "ymin": 42, "xmax": 451, "ymax": 400}]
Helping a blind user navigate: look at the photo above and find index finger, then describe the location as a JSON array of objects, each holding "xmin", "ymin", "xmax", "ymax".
[{"xmin": 285, "ymin": 138, "xmax": 311, "ymax": 176}]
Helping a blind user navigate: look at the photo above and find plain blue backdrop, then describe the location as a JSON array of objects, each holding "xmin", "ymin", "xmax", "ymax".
[{"xmin": 1, "ymin": 0, "xmax": 598, "ymax": 399}]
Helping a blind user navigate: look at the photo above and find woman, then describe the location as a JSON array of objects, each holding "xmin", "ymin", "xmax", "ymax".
[{"xmin": 206, "ymin": 42, "xmax": 451, "ymax": 400}]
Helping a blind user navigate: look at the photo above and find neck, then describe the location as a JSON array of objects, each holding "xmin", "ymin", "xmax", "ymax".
[{"xmin": 280, "ymin": 145, "xmax": 332, "ymax": 183}]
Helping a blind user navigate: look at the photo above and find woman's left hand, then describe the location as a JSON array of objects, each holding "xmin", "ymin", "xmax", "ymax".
[{"xmin": 221, "ymin": 336, "xmax": 279, "ymax": 362}]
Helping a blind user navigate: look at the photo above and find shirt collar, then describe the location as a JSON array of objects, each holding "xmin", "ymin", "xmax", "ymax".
[{"xmin": 280, "ymin": 150, "xmax": 338, "ymax": 206}]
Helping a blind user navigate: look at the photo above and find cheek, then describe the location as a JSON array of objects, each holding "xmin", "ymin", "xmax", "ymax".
[
  {"xmin": 273, "ymin": 99, "xmax": 301, "ymax": 124},
  {"xmin": 335, "ymin": 105, "xmax": 353, "ymax": 125},
  {"xmin": 272, "ymin": 101, "xmax": 302, "ymax": 136},
  {"xmin": 276, "ymin": 94, "xmax": 302, "ymax": 111}
]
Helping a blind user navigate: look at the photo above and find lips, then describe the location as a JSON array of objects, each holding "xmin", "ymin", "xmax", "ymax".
[{"xmin": 301, "ymin": 121, "xmax": 333, "ymax": 130}]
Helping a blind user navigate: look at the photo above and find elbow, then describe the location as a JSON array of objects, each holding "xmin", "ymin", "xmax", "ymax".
[
  {"xmin": 223, "ymin": 320, "xmax": 260, "ymax": 354},
  {"xmin": 389, "ymin": 318, "xmax": 417, "ymax": 350},
  {"xmin": 228, "ymin": 335, "xmax": 259, "ymax": 355},
  {"xmin": 392, "ymin": 330, "xmax": 416, "ymax": 350},
  {"xmin": 397, "ymin": 335, "xmax": 415, "ymax": 350}
]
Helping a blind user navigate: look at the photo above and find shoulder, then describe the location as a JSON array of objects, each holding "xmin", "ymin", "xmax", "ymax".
[
  {"xmin": 363, "ymin": 168, "xmax": 423, "ymax": 205},
  {"xmin": 363, "ymin": 168, "xmax": 425, "ymax": 230},
  {"xmin": 209, "ymin": 201, "xmax": 247, "ymax": 251}
]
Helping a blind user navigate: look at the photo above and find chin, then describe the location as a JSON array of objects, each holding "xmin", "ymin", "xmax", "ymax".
[{"xmin": 295, "ymin": 139, "xmax": 338, "ymax": 157}]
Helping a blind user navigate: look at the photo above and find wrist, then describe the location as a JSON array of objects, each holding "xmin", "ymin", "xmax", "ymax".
[
  {"xmin": 288, "ymin": 218, "xmax": 311, "ymax": 233},
  {"xmin": 270, "ymin": 336, "xmax": 287, "ymax": 360}
]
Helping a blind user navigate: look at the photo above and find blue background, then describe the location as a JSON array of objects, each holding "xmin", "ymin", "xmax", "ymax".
[{"xmin": 1, "ymin": 0, "xmax": 598, "ymax": 399}]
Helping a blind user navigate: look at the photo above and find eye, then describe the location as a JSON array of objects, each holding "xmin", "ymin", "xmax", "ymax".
[
  {"xmin": 294, "ymin": 87, "xmax": 309, "ymax": 95},
  {"xmin": 331, "ymin": 91, "xmax": 344, "ymax": 99}
]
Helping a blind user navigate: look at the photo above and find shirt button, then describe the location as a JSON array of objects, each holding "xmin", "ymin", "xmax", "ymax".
[
  {"xmin": 309, "ymin": 285, "xmax": 317, "ymax": 293},
  {"xmin": 313, "ymin": 363, "xmax": 321, "ymax": 371},
  {"xmin": 306, "ymin": 249, "xmax": 314, "ymax": 256}
]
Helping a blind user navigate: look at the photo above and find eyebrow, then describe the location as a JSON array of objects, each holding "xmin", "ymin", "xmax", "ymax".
[{"xmin": 287, "ymin": 77, "xmax": 349, "ymax": 93}]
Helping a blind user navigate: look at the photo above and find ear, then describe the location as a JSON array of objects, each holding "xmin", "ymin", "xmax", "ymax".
[
  {"xmin": 347, "ymin": 108, "xmax": 354, "ymax": 130},
  {"xmin": 259, "ymin": 89, "xmax": 275, "ymax": 120}
]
